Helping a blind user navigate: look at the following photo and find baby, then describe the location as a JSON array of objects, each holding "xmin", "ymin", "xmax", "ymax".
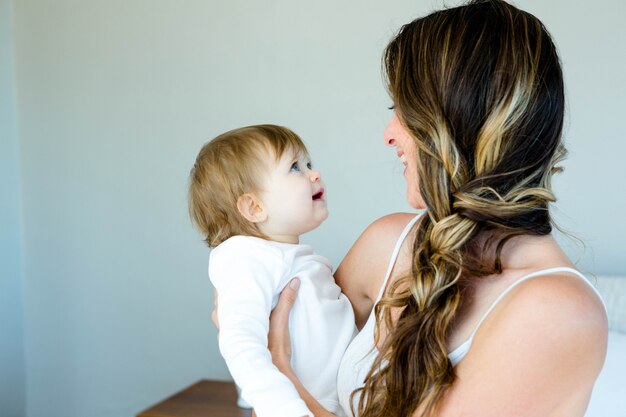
[{"xmin": 188, "ymin": 124, "xmax": 356, "ymax": 417}]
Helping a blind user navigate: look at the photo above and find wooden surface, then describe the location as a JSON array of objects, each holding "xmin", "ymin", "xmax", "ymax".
[{"xmin": 137, "ymin": 380, "xmax": 253, "ymax": 417}]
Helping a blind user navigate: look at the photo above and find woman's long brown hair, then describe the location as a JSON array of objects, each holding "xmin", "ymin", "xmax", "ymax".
[{"xmin": 354, "ymin": 1, "xmax": 566, "ymax": 416}]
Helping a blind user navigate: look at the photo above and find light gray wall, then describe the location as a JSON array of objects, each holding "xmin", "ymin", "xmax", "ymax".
[
  {"xmin": 8, "ymin": 0, "xmax": 626, "ymax": 416},
  {"xmin": 0, "ymin": 0, "xmax": 26, "ymax": 416},
  {"xmin": 532, "ymin": 0, "xmax": 626, "ymax": 274}
]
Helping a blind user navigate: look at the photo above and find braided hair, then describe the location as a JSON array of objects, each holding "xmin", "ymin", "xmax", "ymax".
[{"xmin": 355, "ymin": 1, "xmax": 565, "ymax": 416}]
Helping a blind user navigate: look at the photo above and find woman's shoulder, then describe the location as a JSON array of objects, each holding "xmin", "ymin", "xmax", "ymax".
[
  {"xmin": 512, "ymin": 269, "xmax": 606, "ymax": 311},
  {"xmin": 336, "ymin": 212, "xmax": 417, "ymax": 282},
  {"xmin": 491, "ymin": 236, "xmax": 607, "ymax": 344},
  {"xmin": 335, "ymin": 212, "xmax": 420, "ymax": 324},
  {"xmin": 496, "ymin": 270, "xmax": 608, "ymax": 350},
  {"xmin": 447, "ymin": 269, "xmax": 608, "ymax": 415},
  {"xmin": 338, "ymin": 212, "xmax": 418, "ymax": 269},
  {"xmin": 349, "ymin": 211, "xmax": 421, "ymax": 259},
  {"xmin": 362, "ymin": 212, "xmax": 420, "ymax": 240},
  {"xmin": 474, "ymin": 235, "xmax": 607, "ymax": 347}
]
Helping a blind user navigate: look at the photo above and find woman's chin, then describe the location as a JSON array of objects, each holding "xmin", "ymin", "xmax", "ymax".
[{"xmin": 407, "ymin": 192, "xmax": 426, "ymax": 210}]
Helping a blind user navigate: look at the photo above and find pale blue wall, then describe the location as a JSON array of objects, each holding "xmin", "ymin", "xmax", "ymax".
[
  {"xmin": 7, "ymin": 0, "xmax": 626, "ymax": 416},
  {"xmin": 0, "ymin": 0, "xmax": 26, "ymax": 416}
]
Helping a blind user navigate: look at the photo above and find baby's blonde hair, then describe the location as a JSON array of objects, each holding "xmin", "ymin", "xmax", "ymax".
[{"xmin": 188, "ymin": 124, "xmax": 308, "ymax": 247}]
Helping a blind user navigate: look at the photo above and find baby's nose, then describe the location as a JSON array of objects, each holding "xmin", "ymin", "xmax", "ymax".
[{"xmin": 310, "ymin": 169, "xmax": 321, "ymax": 182}]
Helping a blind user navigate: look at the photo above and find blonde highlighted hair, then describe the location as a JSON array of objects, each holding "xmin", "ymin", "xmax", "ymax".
[
  {"xmin": 355, "ymin": 1, "xmax": 566, "ymax": 416},
  {"xmin": 188, "ymin": 124, "xmax": 308, "ymax": 247}
]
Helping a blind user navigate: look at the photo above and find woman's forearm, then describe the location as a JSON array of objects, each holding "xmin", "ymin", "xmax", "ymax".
[{"xmin": 278, "ymin": 365, "xmax": 338, "ymax": 417}]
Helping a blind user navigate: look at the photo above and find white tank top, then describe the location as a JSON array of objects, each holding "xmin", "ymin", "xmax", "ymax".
[{"xmin": 335, "ymin": 213, "xmax": 605, "ymax": 417}]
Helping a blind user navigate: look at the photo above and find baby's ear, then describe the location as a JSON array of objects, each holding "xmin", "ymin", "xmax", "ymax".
[{"xmin": 236, "ymin": 193, "xmax": 267, "ymax": 223}]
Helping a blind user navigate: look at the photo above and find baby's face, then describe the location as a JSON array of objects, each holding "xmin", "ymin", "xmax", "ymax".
[{"xmin": 256, "ymin": 148, "xmax": 328, "ymax": 243}]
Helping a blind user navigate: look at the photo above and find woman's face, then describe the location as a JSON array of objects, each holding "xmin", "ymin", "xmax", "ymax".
[{"xmin": 383, "ymin": 113, "xmax": 425, "ymax": 209}]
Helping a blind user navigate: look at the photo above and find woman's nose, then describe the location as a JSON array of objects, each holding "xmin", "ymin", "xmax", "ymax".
[{"xmin": 383, "ymin": 117, "xmax": 397, "ymax": 147}]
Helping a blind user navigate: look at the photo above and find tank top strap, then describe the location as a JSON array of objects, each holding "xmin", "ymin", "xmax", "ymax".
[
  {"xmin": 471, "ymin": 267, "xmax": 605, "ymax": 341},
  {"xmin": 374, "ymin": 212, "xmax": 424, "ymax": 304},
  {"xmin": 449, "ymin": 267, "xmax": 605, "ymax": 365}
]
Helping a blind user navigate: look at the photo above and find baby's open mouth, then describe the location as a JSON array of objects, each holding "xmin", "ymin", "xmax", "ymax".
[{"xmin": 312, "ymin": 190, "xmax": 324, "ymax": 201}]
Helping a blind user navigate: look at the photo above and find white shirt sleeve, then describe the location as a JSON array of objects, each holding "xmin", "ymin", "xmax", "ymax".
[{"xmin": 209, "ymin": 238, "xmax": 313, "ymax": 417}]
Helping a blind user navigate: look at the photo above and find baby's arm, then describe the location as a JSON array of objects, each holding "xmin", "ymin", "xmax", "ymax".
[{"xmin": 209, "ymin": 239, "xmax": 312, "ymax": 417}]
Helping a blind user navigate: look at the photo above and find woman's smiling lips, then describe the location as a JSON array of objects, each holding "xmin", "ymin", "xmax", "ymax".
[{"xmin": 397, "ymin": 151, "xmax": 407, "ymax": 166}]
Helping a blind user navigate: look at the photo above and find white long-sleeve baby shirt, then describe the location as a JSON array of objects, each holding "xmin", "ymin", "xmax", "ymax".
[{"xmin": 209, "ymin": 236, "xmax": 356, "ymax": 417}]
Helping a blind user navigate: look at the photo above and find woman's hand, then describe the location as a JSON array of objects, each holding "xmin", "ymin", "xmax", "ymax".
[
  {"xmin": 211, "ymin": 290, "xmax": 219, "ymax": 337},
  {"xmin": 212, "ymin": 278, "xmax": 300, "ymax": 371},
  {"xmin": 269, "ymin": 278, "xmax": 335, "ymax": 417},
  {"xmin": 268, "ymin": 278, "xmax": 300, "ymax": 372},
  {"xmin": 216, "ymin": 278, "xmax": 334, "ymax": 417}
]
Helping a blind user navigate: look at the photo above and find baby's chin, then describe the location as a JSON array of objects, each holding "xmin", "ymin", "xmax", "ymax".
[
  {"xmin": 318, "ymin": 207, "xmax": 330, "ymax": 223},
  {"xmin": 303, "ymin": 211, "xmax": 330, "ymax": 235}
]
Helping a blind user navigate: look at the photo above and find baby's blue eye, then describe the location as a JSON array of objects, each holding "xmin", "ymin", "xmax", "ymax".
[
  {"xmin": 290, "ymin": 162, "xmax": 300, "ymax": 172},
  {"xmin": 306, "ymin": 162, "xmax": 312, "ymax": 170}
]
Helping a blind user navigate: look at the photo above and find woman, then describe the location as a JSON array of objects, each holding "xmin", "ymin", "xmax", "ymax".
[{"xmin": 228, "ymin": 0, "xmax": 608, "ymax": 416}]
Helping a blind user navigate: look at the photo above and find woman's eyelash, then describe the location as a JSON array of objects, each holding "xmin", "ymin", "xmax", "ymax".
[{"xmin": 388, "ymin": 105, "xmax": 395, "ymax": 110}]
